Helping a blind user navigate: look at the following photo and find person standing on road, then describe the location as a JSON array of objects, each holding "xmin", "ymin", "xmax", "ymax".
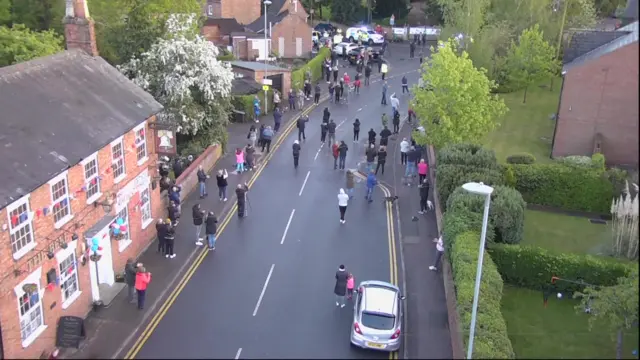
[
  {"xmin": 346, "ymin": 170, "xmax": 355, "ymax": 198},
  {"xmin": 288, "ymin": 89, "xmax": 296, "ymax": 110},
  {"xmin": 156, "ymin": 219, "xmax": 167, "ymax": 254},
  {"xmin": 332, "ymin": 141, "xmax": 339, "ymax": 169},
  {"xmin": 298, "ymin": 88, "xmax": 305, "ymax": 109},
  {"xmin": 297, "ymin": 114, "xmax": 308, "ymax": 142},
  {"xmin": 364, "ymin": 63, "xmax": 371, "ymax": 86},
  {"xmin": 320, "ymin": 118, "xmax": 328, "ymax": 143},
  {"xmin": 216, "ymin": 169, "xmax": 228, "ymax": 202},
  {"xmin": 193, "ymin": 203, "xmax": 206, "ymax": 246},
  {"xmin": 376, "ymin": 146, "xmax": 387, "ymax": 175},
  {"xmin": 418, "ymin": 159, "xmax": 429, "ymax": 183},
  {"xmin": 327, "ymin": 119, "xmax": 337, "ymax": 145},
  {"xmin": 429, "ymin": 235, "xmax": 445, "ymax": 271},
  {"xmin": 273, "ymin": 90, "xmax": 281, "ymax": 109},
  {"xmin": 334, "ymin": 265, "xmax": 349, "ymax": 307},
  {"xmin": 409, "ymin": 41, "xmax": 416, "ymax": 58},
  {"xmin": 168, "ymin": 201, "xmax": 180, "ymax": 226},
  {"xmin": 235, "ymin": 148, "xmax": 245, "ymax": 173},
  {"xmin": 393, "ymin": 110, "xmax": 401, "ymax": 134},
  {"xmin": 419, "ymin": 177, "xmax": 430, "ymax": 215},
  {"xmin": 328, "ymin": 81, "xmax": 335, "ymax": 103},
  {"xmin": 346, "ymin": 273, "xmax": 355, "ymax": 300},
  {"xmin": 292, "ymin": 140, "xmax": 301, "ymax": 169},
  {"xmin": 366, "ymin": 170, "xmax": 377, "ymax": 203},
  {"xmin": 323, "ymin": 107, "xmax": 331, "ymax": 122},
  {"xmin": 405, "ymin": 146, "xmax": 419, "ymax": 180},
  {"xmin": 353, "ymin": 118, "xmax": 360, "ymax": 142},
  {"xmin": 338, "ymin": 140, "xmax": 348, "ymax": 170},
  {"xmin": 164, "ymin": 221, "xmax": 176, "ymax": 258},
  {"xmin": 401, "ymin": 75, "xmax": 409, "ymax": 94},
  {"xmin": 236, "ymin": 183, "xmax": 249, "ymax": 218},
  {"xmin": 258, "ymin": 123, "xmax": 266, "ymax": 149},
  {"xmin": 381, "ymin": 112, "xmax": 389, "ymax": 127},
  {"xmin": 365, "ymin": 144, "xmax": 377, "ymax": 173},
  {"xmin": 390, "ymin": 93, "xmax": 399, "ymax": 116},
  {"xmin": 381, "ymin": 62, "xmax": 388, "ymax": 80},
  {"xmin": 205, "ymin": 211, "xmax": 218, "ymax": 251},
  {"xmin": 338, "ymin": 188, "xmax": 349, "ymax": 223},
  {"xmin": 135, "ymin": 266, "xmax": 152, "ymax": 310},
  {"xmin": 381, "ymin": 81, "xmax": 388, "ymax": 105},
  {"xmin": 245, "ymin": 143, "xmax": 256, "ymax": 171},
  {"xmin": 262, "ymin": 126, "xmax": 274, "ymax": 153},
  {"xmin": 197, "ymin": 165, "xmax": 208, "ymax": 199},
  {"xmin": 314, "ymin": 82, "xmax": 321, "ymax": 104},
  {"xmin": 333, "ymin": 64, "xmax": 339, "ymax": 83},
  {"xmin": 125, "ymin": 259, "xmax": 138, "ymax": 304},
  {"xmin": 367, "ymin": 128, "xmax": 377, "ymax": 146},
  {"xmin": 400, "ymin": 138, "xmax": 409, "ymax": 165},
  {"xmin": 273, "ymin": 107, "xmax": 282, "ymax": 133},
  {"xmin": 248, "ymin": 125, "xmax": 258, "ymax": 148},
  {"xmin": 380, "ymin": 125, "xmax": 392, "ymax": 146}
]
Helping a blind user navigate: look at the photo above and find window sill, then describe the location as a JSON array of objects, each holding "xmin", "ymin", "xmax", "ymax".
[
  {"xmin": 118, "ymin": 239, "xmax": 132, "ymax": 253},
  {"xmin": 62, "ymin": 291, "xmax": 82, "ymax": 310},
  {"xmin": 54, "ymin": 215, "xmax": 74, "ymax": 230},
  {"xmin": 86, "ymin": 192, "xmax": 102, "ymax": 205},
  {"xmin": 12, "ymin": 242, "xmax": 37, "ymax": 261},
  {"xmin": 137, "ymin": 156, "xmax": 149, "ymax": 167},
  {"xmin": 141, "ymin": 218, "xmax": 154, "ymax": 230},
  {"xmin": 21, "ymin": 325, "xmax": 47, "ymax": 349},
  {"xmin": 114, "ymin": 174, "xmax": 127, "ymax": 185}
]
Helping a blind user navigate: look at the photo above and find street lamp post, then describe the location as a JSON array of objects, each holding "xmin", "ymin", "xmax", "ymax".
[
  {"xmin": 461, "ymin": 181, "xmax": 494, "ymax": 359},
  {"xmin": 263, "ymin": 0, "xmax": 272, "ymax": 114}
]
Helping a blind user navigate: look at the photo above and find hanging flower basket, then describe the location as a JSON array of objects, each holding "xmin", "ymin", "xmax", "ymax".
[
  {"xmin": 90, "ymin": 254, "xmax": 102, "ymax": 262},
  {"xmin": 110, "ymin": 228, "xmax": 127, "ymax": 241}
]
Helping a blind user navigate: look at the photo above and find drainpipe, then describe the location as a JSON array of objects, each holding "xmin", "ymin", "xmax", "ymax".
[{"xmin": 550, "ymin": 71, "xmax": 567, "ymax": 160}]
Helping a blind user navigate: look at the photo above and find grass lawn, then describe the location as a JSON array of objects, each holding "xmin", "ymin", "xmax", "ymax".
[
  {"xmin": 522, "ymin": 209, "xmax": 611, "ymax": 256},
  {"xmin": 484, "ymin": 79, "xmax": 561, "ymax": 164},
  {"xmin": 501, "ymin": 285, "xmax": 639, "ymax": 359}
]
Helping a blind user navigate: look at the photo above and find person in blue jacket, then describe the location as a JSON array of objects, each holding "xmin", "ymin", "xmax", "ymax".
[
  {"xmin": 366, "ymin": 171, "xmax": 377, "ymax": 203},
  {"xmin": 253, "ymin": 96, "xmax": 261, "ymax": 123}
]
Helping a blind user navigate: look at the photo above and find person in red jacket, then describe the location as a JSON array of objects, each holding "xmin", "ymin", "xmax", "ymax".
[
  {"xmin": 135, "ymin": 267, "xmax": 152, "ymax": 310},
  {"xmin": 332, "ymin": 142, "xmax": 340, "ymax": 170}
]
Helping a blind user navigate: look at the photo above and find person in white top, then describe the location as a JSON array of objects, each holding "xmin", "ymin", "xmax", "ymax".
[
  {"xmin": 337, "ymin": 188, "xmax": 350, "ymax": 224},
  {"xmin": 400, "ymin": 138, "xmax": 410, "ymax": 165},
  {"xmin": 390, "ymin": 93, "xmax": 399, "ymax": 115},
  {"xmin": 429, "ymin": 235, "xmax": 445, "ymax": 271}
]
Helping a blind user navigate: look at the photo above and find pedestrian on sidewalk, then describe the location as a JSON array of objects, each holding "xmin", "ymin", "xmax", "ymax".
[
  {"xmin": 378, "ymin": 57, "xmax": 383, "ymax": 73},
  {"xmin": 332, "ymin": 141, "xmax": 339, "ymax": 170},
  {"xmin": 338, "ymin": 140, "xmax": 348, "ymax": 170},
  {"xmin": 262, "ymin": 126, "xmax": 274, "ymax": 153},
  {"xmin": 205, "ymin": 211, "xmax": 218, "ymax": 251},
  {"xmin": 168, "ymin": 201, "xmax": 180, "ymax": 226},
  {"xmin": 247, "ymin": 125, "xmax": 258, "ymax": 148},
  {"xmin": 273, "ymin": 107, "xmax": 282, "ymax": 133},
  {"xmin": 304, "ymin": 80, "xmax": 312, "ymax": 100},
  {"xmin": 390, "ymin": 93, "xmax": 399, "ymax": 116},
  {"xmin": 368, "ymin": 128, "xmax": 376, "ymax": 147},
  {"xmin": 409, "ymin": 41, "xmax": 416, "ymax": 58},
  {"xmin": 297, "ymin": 88, "xmax": 305, "ymax": 109},
  {"xmin": 164, "ymin": 221, "xmax": 176, "ymax": 258},
  {"xmin": 327, "ymin": 119, "xmax": 337, "ymax": 145},
  {"xmin": 236, "ymin": 183, "xmax": 249, "ymax": 218},
  {"xmin": 314, "ymin": 82, "xmax": 321, "ymax": 104},
  {"xmin": 380, "ymin": 126, "xmax": 392, "ymax": 147},
  {"xmin": 365, "ymin": 143, "xmax": 377, "ymax": 173},
  {"xmin": 245, "ymin": 143, "xmax": 256, "ymax": 171},
  {"xmin": 124, "ymin": 259, "xmax": 138, "ymax": 304},
  {"xmin": 407, "ymin": 107, "xmax": 415, "ymax": 123},
  {"xmin": 135, "ymin": 266, "xmax": 152, "ymax": 310},
  {"xmin": 381, "ymin": 112, "xmax": 389, "ymax": 128},
  {"xmin": 354, "ymin": 76, "xmax": 361, "ymax": 94},
  {"xmin": 400, "ymin": 138, "xmax": 409, "ymax": 165},
  {"xmin": 328, "ymin": 82, "xmax": 335, "ymax": 103},
  {"xmin": 253, "ymin": 96, "xmax": 261, "ymax": 123},
  {"xmin": 366, "ymin": 171, "xmax": 377, "ymax": 203},
  {"xmin": 381, "ymin": 81, "xmax": 388, "ymax": 105},
  {"xmin": 288, "ymin": 89, "xmax": 296, "ymax": 110},
  {"xmin": 258, "ymin": 124, "xmax": 266, "ymax": 148},
  {"xmin": 292, "ymin": 140, "xmax": 301, "ymax": 169},
  {"xmin": 323, "ymin": 107, "xmax": 331, "ymax": 122},
  {"xmin": 168, "ymin": 185, "xmax": 181, "ymax": 208},
  {"xmin": 193, "ymin": 203, "xmax": 206, "ymax": 246},
  {"xmin": 346, "ymin": 273, "xmax": 355, "ymax": 300},
  {"xmin": 216, "ymin": 169, "xmax": 228, "ymax": 202},
  {"xmin": 273, "ymin": 90, "xmax": 281, "ymax": 109},
  {"xmin": 405, "ymin": 146, "xmax": 419, "ymax": 181},
  {"xmin": 381, "ymin": 62, "xmax": 388, "ymax": 80},
  {"xmin": 353, "ymin": 118, "xmax": 360, "ymax": 142},
  {"xmin": 419, "ymin": 177, "xmax": 430, "ymax": 214},
  {"xmin": 376, "ymin": 146, "xmax": 387, "ymax": 175},
  {"xmin": 197, "ymin": 165, "xmax": 209, "ymax": 199},
  {"xmin": 338, "ymin": 188, "xmax": 349, "ymax": 223},
  {"xmin": 334, "ymin": 264, "xmax": 349, "ymax": 308},
  {"xmin": 297, "ymin": 114, "xmax": 308, "ymax": 142},
  {"xmin": 402, "ymin": 75, "xmax": 409, "ymax": 93},
  {"xmin": 320, "ymin": 118, "xmax": 328, "ymax": 143},
  {"xmin": 429, "ymin": 235, "xmax": 445, "ymax": 271},
  {"xmin": 418, "ymin": 159, "xmax": 429, "ymax": 183},
  {"xmin": 333, "ymin": 64, "xmax": 339, "ymax": 83},
  {"xmin": 156, "ymin": 219, "xmax": 167, "ymax": 254},
  {"xmin": 393, "ymin": 110, "xmax": 401, "ymax": 134},
  {"xmin": 364, "ymin": 64, "xmax": 371, "ymax": 86},
  {"xmin": 235, "ymin": 148, "xmax": 245, "ymax": 173},
  {"xmin": 346, "ymin": 170, "xmax": 355, "ymax": 198},
  {"xmin": 334, "ymin": 83, "xmax": 341, "ymax": 103}
]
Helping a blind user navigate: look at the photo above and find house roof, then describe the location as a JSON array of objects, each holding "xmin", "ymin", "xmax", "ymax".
[
  {"xmin": 563, "ymin": 21, "xmax": 639, "ymax": 72},
  {"xmin": 0, "ymin": 49, "xmax": 163, "ymax": 209},
  {"xmin": 203, "ymin": 17, "xmax": 247, "ymax": 35},
  {"xmin": 230, "ymin": 61, "xmax": 288, "ymax": 72},
  {"xmin": 231, "ymin": 77, "xmax": 262, "ymax": 95},
  {"xmin": 246, "ymin": 10, "xmax": 289, "ymax": 33}
]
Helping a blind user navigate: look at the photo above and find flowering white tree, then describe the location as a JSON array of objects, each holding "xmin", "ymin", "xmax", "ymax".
[{"xmin": 119, "ymin": 14, "xmax": 234, "ymax": 141}]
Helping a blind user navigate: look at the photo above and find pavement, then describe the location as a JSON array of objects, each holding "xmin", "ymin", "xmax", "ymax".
[{"xmin": 61, "ymin": 43, "xmax": 450, "ymax": 360}]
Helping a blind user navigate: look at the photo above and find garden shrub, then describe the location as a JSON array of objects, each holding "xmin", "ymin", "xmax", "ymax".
[
  {"xmin": 591, "ymin": 153, "xmax": 606, "ymax": 171},
  {"xmin": 442, "ymin": 208, "xmax": 496, "ymax": 255},
  {"xmin": 506, "ymin": 152, "xmax": 536, "ymax": 164},
  {"xmin": 488, "ymin": 244, "xmax": 634, "ymax": 293},
  {"xmin": 436, "ymin": 164, "xmax": 505, "ymax": 205},
  {"xmin": 503, "ymin": 165, "xmax": 516, "ymax": 188},
  {"xmin": 511, "ymin": 163, "xmax": 615, "ymax": 213},
  {"xmin": 450, "ymin": 232, "xmax": 515, "ymax": 359},
  {"xmin": 555, "ymin": 155, "xmax": 595, "ymax": 168},
  {"xmin": 291, "ymin": 47, "xmax": 331, "ymax": 91},
  {"xmin": 437, "ymin": 143, "xmax": 499, "ymax": 168},
  {"xmin": 231, "ymin": 90, "xmax": 274, "ymax": 122}
]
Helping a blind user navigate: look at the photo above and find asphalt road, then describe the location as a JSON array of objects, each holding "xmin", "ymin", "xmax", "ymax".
[{"xmin": 133, "ymin": 50, "xmax": 421, "ymax": 360}]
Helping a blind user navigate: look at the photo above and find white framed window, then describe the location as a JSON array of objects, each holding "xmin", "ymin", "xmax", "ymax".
[
  {"xmin": 14, "ymin": 267, "xmax": 47, "ymax": 348},
  {"xmin": 58, "ymin": 252, "xmax": 80, "ymax": 309},
  {"xmin": 134, "ymin": 123, "xmax": 148, "ymax": 165},
  {"xmin": 112, "ymin": 207, "xmax": 132, "ymax": 252},
  {"xmin": 207, "ymin": 4, "xmax": 213, "ymax": 15},
  {"xmin": 140, "ymin": 187, "xmax": 153, "ymax": 229},
  {"xmin": 111, "ymin": 137, "xmax": 126, "ymax": 183},
  {"xmin": 49, "ymin": 171, "xmax": 73, "ymax": 229},
  {"xmin": 82, "ymin": 153, "xmax": 101, "ymax": 204},
  {"xmin": 7, "ymin": 195, "xmax": 36, "ymax": 260}
]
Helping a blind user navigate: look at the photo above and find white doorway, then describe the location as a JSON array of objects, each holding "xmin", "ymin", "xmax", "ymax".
[{"xmin": 87, "ymin": 223, "xmax": 115, "ymax": 302}]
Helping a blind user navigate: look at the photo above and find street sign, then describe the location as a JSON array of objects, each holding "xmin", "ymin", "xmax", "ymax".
[
  {"xmin": 262, "ymin": 85, "xmax": 270, "ymax": 91},
  {"xmin": 262, "ymin": 78, "xmax": 273, "ymax": 85}
]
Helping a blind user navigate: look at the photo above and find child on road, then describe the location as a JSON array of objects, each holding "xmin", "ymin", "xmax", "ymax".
[
  {"xmin": 235, "ymin": 148, "xmax": 245, "ymax": 173},
  {"xmin": 347, "ymin": 273, "xmax": 355, "ymax": 300}
]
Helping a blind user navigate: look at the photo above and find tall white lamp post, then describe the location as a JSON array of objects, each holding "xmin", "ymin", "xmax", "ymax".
[
  {"xmin": 263, "ymin": 0, "xmax": 272, "ymax": 114},
  {"xmin": 461, "ymin": 181, "xmax": 494, "ymax": 359}
]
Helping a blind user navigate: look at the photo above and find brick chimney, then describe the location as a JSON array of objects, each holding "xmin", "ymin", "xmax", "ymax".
[{"xmin": 63, "ymin": 0, "xmax": 99, "ymax": 56}]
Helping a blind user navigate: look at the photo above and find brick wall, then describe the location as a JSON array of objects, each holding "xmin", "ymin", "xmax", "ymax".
[
  {"xmin": 0, "ymin": 117, "xmax": 164, "ymax": 359},
  {"xmin": 253, "ymin": 69, "xmax": 291, "ymax": 97},
  {"xmin": 224, "ymin": 0, "xmax": 260, "ymax": 25},
  {"xmin": 270, "ymin": 15, "xmax": 313, "ymax": 59},
  {"xmin": 202, "ymin": 25, "xmax": 224, "ymax": 46},
  {"xmin": 174, "ymin": 145, "xmax": 222, "ymax": 203},
  {"xmin": 553, "ymin": 43, "xmax": 639, "ymax": 167}
]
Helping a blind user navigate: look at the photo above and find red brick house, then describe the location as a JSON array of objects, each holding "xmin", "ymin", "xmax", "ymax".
[
  {"xmin": 0, "ymin": 0, "xmax": 164, "ymax": 358},
  {"xmin": 552, "ymin": 21, "xmax": 639, "ymax": 168}
]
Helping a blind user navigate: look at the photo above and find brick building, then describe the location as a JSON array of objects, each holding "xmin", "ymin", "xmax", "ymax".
[
  {"xmin": 0, "ymin": 0, "xmax": 164, "ymax": 358},
  {"xmin": 552, "ymin": 21, "xmax": 639, "ymax": 168}
]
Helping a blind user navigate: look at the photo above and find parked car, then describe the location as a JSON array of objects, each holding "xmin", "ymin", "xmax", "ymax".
[
  {"xmin": 350, "ymin": 280, "xmax": 405, "ymax": 352},
  {"xmin": 345, "ymin": 27, "xmax": 385, "ymax": 45},
  {"xmin": 333, "ymin": 42, "xmax": 360, "ymax": 55},
  {"xmin": 314, "ymin": 23, "xmax": 335, "ymax": 33},
  {"xmin": 347, "ymin": 47, "xmax": 380, "ymax": 65}
]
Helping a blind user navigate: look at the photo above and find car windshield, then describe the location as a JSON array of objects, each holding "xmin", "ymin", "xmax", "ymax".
[{"xmin": 361, "ymin": 312, "xmax": 395, "ymax": 330}]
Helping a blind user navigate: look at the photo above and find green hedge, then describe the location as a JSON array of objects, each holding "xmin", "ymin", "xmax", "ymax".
[
  {"xmin": 437, "ymin": 164, "xmax": 505, "ymax": 205},
  {"xmin": 437, "ymin": 143, "xmax": 499, "ymax": 168},
  {"xmin": 510, "ymin": 163, "xmax": 615, "ymax": 213},
  {"xmin": 231, "ymin": 90, "xmax": 274, "ymax": 122},
  {"xmin": 291, "ymin": 47, "xmax": 331, "ymax": 91},
  {"xmin": 506, "ymin": 153, "xmax": 536, "ymax": 164},
  {"xmin": 443, "ymin": 208, "xmax": 496, "ymax": 255},
  {"xmin": 450, "ymin": 232, "xmax": 515, "ymax": 359},
  {"xmin": 489, "ymin": 244, "xmax": 634, "ymax": 293}
]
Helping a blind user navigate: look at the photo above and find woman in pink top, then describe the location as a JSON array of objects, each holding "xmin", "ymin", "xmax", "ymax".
[
  {"xmin": 418, "ymin": 159, "xmax": 429, "ymax": 183},
  {"xmin": 346, "ymin": 273, "xmax": 355, "ymax": 300},
  {"xmin": 235, "ymin": 148, "xmax": 245, "ymax": 173},
  {"xmin": 135, "ymin": 267, "xmax": 152, "ymax": 310}
]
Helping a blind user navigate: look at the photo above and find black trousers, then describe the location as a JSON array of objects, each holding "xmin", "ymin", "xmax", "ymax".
[
  {"xmin": 158, "ymin": 237, "xmax": 165, "ymax": 253},
  {"xmin": 420, "ymin": 196, "xmax": 429, "ymax": 212},
  {"xmin": 237, "ymin": 202, "xmax": 246, "ymax": 217},
  {"xmin": 381, "ymin": 137, "xmax": 389, "ymax": 146},
  {"xmin": 314, "ymin": 93, "xmax": 320, "ymax": 104},
  {"xmin": 339, "ymin": 156, "xmax": 346, "ymax": 169},
  {"xmin": 333, "ymin": 72, "xmax": 338, "ymax": 82},
  {"xmin": 401, "ymin": 152, "xmax": 407, "ymax": 164},
  {"xmin": 381, "ymin": 93, "xmax": 387, "ymax": 105},
  {"xmin": 298, "ymin": 128, "xmax": 306, "ymax": 141},
  {"xmin": 293, "ymin": 155, "xmax": 299, "ymax": 168},
  {"xmin": 339, "ymin": 205, "xmax": 347, "ymax": 220},
  {"xmin": 353, "ymin": 130, "xmax": 359, "ymax": 141},
  {"xmin": 289, "ymin": 99, "xmax": 296, "ymax": 110},
  {"xmin": 326, "ymin": 71, "xmax": 330, "ymax": 82},
  {"xmin": 165, "ymin": 240, "xmax": 174, "ymax": 256},
  {"xmin": 419, "ymin": 174, "xmax": 427, "ymax": 183},
  {"xmin": 261, "ymin": 139, "xmax": 272, "ymax": 153},
  {"xmin": 382, "ymin": 73, "xmax": 386, "ymax": 80},
  {"xmin": 321, "ymin": 131, "xmax": 327, "ymax": 142},
  {"xmin": 375, "ymin": 161, "xmax": 385, "ymax": 175},
  {"xmin": 369, "ymin": 138, "xmax": 376, "ymax": 146},
  {"xmin": 402, "ymin": 85, "xmax": 409, "ymax": 93},
  {"xmin": 393, "ymin": 123, "xmax": 399, "ymax": 133},
  {"xmin": 365, "ymin": 76, "xmax": 370, "ymax": 85}
]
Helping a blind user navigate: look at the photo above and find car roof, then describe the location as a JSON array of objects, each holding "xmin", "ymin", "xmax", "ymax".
[{"xmin": 362, "ymin": 284, "xmax": 398, "ymax": 315}]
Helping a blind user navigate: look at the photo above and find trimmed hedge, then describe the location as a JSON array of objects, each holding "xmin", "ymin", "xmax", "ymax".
[
  {"xmin": 510, "ymin": 163, "xmax": 615, "ymax": 213},
  {"xmin": 437, "ymin": 143, "xmax": 499, "ymax": 168},
  {"xmin": 443, "ymin": 208, "xmax": 496, "ymax": 255},
  {"xmin": 488, "ymin": 244, "xmax": 634, "ymax": 293},
  {"xmin": 450, "ymin": 232, "xmax": 515, "ymax": 359},
  {"xmin": 506, "ymin": 153, "xmax": 536, "ymax": 164},
  {"xmin": 437, "ymin": 164, "xmax": 505, "ymax": 205},
  {"xmin": 291, "ymin": 47, "xmax": 331, "ymax": 91}
]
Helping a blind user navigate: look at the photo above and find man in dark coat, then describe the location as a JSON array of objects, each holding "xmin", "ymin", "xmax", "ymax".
[
  {"xmin": 205, "ymin": 211, "xmax": 218, "ymax": 250},
  {"xmin": 419, "ymin": 178, "xmax": 430, "ymax": 214},
  {"xmin": 367, "ymin": 128, "xmax": 377, "ymax": 146},
  {"xmin": 155, "ymin": 219, "xmax": 167, "ymax": 254},
  {"xmin": 124, "ymin": 258, "xmax": 138, "ymax": 303},
  {"xmin": 379, "ymin": 126, "xmax": 392, "ymax": 146},
  {"xmin": 292, "ymin": 140, "xmax": 301, "ymax": 169},
  {"xmin": 364, "ymin": 64, "xmax": 372, "ymax": 86},
  {"xmin": 168, "ymin": 201, "xmax": 180, "ymax": 226},
  {"xmin": 236, "ymin": 183, "xmax": 249, "ymax": 218},
  {"xmin": 164, "ymin": 222, "xmax": 176, "ymax": 258},
  {"xmin": 192, "ymin": 203, "xmax": 205, "ymax": 246},
  {"xmin": 334, "ymin": 264, "xmax": 349, "ymax": 308},
  {"xmin": 273, "ymin": 107, "xmax": 282, "ymax": 133},
  {"xmin": 338, "ymin": 141, "xmax": 348, "ymax": 170},
  {"xmin": 323, "ymin": 107, "xmax": 331, "ymax": 122},
  {"xmin": 365, "ymin": 143, "xmax": 377, "ymax": 173},
  {"xmin": 376, "ymin": 146, "xmax": 388, "ymax": 175},
  {"xmin": 327, "ymin": 119, "xmax": 337, "ymax": 145},
  {"xmin": 297, "ymin": 115, "xmax": 309, "ymax": 142},
  {"xmin": 392, "ymin": 110, "xmax": 401, "ymax": 134},
  {"xmin": 197, "ymin": 165, "xmax": 208, "ymax": 198},
  {"xmin": 314, "ymin": 83, "xmax": 321, "ymax": 104},
  {"xmin": 320, "ymin": 119, "xmax": 329, "ymax": 143}
]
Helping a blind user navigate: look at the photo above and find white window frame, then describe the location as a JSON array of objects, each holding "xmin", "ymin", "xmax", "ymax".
[
  {"xmin": 56, "ymin": 237, "xmax": 81, "ymax": 309},
  {"xmin": 82, "ymin": 152, "xmax": 102, "ymax": 205},
  {"xmin": 140, "ymin": 186, "xmax": 153, "ymax": 229},
  {"xmin": 114, "ymin": 207, "xmax": 132, "ymax": 252},
  {"xmin": 48, "ymin": 171, "xmax": 73, "ymax": 229},
  {"xmin": 207, "ymin": 4, "xmax": 213, "ymax": 15},
  {"xmin": 6, "ymin": 194, "xmax": 37, "ymax": 260},
  {"xmin": 111, "ymin": 136, "xmax": 126, "ymax": 184},
  {"xmin": 14, "ymin": 266, "xmax": 47, "ymax": 348},
  {"xmin": 134, "ymin": 122, "xmax": 148, "ymax": 166}
]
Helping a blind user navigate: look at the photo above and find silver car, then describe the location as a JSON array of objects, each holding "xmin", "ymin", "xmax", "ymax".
[{"xmin": 350, "ymin": 280, "xmax": 405, "ymax": 352}]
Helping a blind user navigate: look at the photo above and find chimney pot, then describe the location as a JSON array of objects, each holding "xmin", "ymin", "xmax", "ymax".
[{"xmin": 64, "ymin": 0, "xmax": 98, "ymax": 56}]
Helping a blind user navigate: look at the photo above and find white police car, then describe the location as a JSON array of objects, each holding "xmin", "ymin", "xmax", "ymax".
[{"xmin": 345, "ymin": 27, "xmax": 384, "ymax": 45}]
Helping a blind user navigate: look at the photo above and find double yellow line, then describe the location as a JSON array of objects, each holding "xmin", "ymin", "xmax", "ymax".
[{"xmin": 124, "ymin": 105, "xmax": 315, "ymax": 359}]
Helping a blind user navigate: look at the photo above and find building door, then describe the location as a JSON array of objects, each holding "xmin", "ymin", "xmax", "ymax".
[{"xmin": 267, "ymin": 74, "xmax": 284, "ymax": 94}]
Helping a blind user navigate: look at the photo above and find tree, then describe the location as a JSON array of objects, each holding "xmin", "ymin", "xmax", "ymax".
[
  {"xmin": 374, "ymin": 0, "xmax": 409, "ymax": 19},
  {"xmin": 119, "ymin": 14, "xmax": 235, "ymax": 144},
  {"xmin": 8, "ymin": 0, "xmax": 66, "ymax": 34},
  {"xmin": 411, "ymin": 39, "xmax": 508, "ymax": 148},
  {"xmin": 0, "ymin": 24, "xmax": 63, "ymax": 67},
  {"xmin": 0, "ymin": 0, "xmax": 10, "ymax": 25},
  {"xmin": 331, "ymin": 0, "xmax": 361, "ymax": 24},
  {"xmin": 503, "ymin": 24, "xmax": 558, "ymax": 103},
  {"xmin": 575, "ymin": 267, "xmax": 639, "ymax": 360}
]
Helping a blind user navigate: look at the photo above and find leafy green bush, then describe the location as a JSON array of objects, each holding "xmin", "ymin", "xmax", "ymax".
[
  {"xmin": 450, "ymin": 232, "xmax": 515, "ymax": 359},
  {"xmin": 591, "ymin": 153, "xmax": 605, "ymax": 171},
  {"xmin": 504, "ymin": 164, "xmax": 516, "ymax": 188},
  {"xmin": 291, "ymin": 47, "xmax": 331, "ymax": 91},
  {"xmin": 437, "ymin": 143, "xmax": 499, "ymax": 168},
  {"xmin": 231, "ymin": 90, "xmax": 274, "ymax": 122},
  {"xmin": 555, "ymin": 155, "xmax": 595, "ymax": 168},
  {"xmin": 489, "ymin": 244, "xmax": 634, "ymax": 293},
  {"xmin": 506, "ymin": 153, "xmax": 536, "ymax": 164},
  {"xmin": 443, "ymin": 208, "xmax": 496, "ymax": 255},
  {"xmin": 511, "ymin": 163, "xmax": 615, "ymax": 213},
  {"xmin": 436, "ymin": 164, "xmax": 505, "ymax": 205}
]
